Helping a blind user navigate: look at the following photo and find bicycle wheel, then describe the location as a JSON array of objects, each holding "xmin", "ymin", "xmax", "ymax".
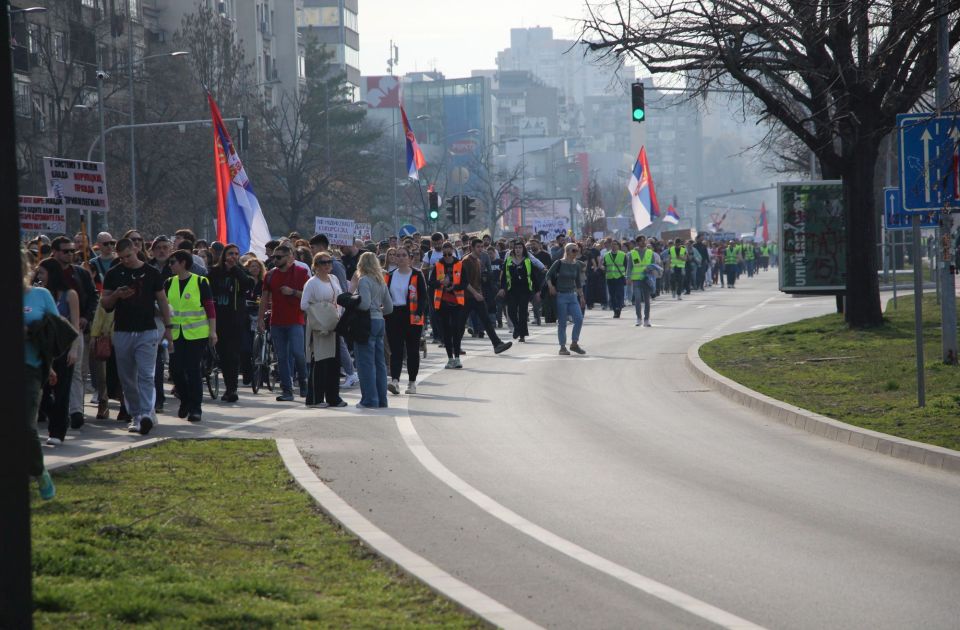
[{"xmin": 208, "ymin": 368, "xmax": 220, "ymax": 400}]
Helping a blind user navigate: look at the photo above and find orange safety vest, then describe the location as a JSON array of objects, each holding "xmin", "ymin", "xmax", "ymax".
[
  {"xmin": 433, "ymin": 260, "xmax": 465, "ymax": 309},
  {"xmin": 387, "ymin": 270, "xmax": 425, "ymax": 326}
]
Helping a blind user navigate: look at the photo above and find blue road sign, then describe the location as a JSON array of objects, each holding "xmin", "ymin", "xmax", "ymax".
[
  {"xmin": 897, "ymin": 112, "xmax": 960, "ymax": 212},
  {"xmin": 398, "ymin": 224, "xmax": 418, "ymax": 237},
  {"xmin": 883, "ymin": 187, "xmax": 939, "ymax": 230}
]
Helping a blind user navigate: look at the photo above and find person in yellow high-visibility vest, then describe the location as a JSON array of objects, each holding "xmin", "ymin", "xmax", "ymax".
[
  {"xmin": 601, "ymin": 240, "xmax": 628, "ymax": 318},
  {"xmin": 626, "ymin": 235, "xmax": 657, "ymax": 326},
  {"xmin": 669, "ymin": 238, "xmax": 687, "ymax": 300},
  {"xmin": 165, "ymin": 250, "xmax": 217, "ymax": 423}
]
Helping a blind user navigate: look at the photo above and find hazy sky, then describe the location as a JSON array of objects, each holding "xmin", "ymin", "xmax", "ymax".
[{"xmin": 358, "ymin": 0, "xmax": 597, "ymax": 79}]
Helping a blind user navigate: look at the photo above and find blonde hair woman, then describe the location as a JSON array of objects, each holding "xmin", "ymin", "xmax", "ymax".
[{"xmin": 354, "ymin": 251, "xmax": 393, "ymax": 408}]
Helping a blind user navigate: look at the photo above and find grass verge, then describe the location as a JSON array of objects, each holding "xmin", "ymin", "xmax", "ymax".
[
  {"xmin": 32, "ymin": 439, "xmax": 481, "ymax": 629},
  {"xmin": 700, "ymin": 294, "xmax": 960, "ymax": 450}
]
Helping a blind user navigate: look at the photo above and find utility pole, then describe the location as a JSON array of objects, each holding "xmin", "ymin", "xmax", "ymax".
[
  {"xmin": 936, "ymin": 0, "xmax": 958, "ymax": 365},
  {"xmin": 128, "ymin": 2, "xmax": 136, "ymax": 227}
]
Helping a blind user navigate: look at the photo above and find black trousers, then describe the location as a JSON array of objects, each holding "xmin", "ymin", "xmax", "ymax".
[
  {"xmin": 386, "ymin": 308, "xmax": 423, "ymax": 382},
  {"xmin": 216, "ymin": 318, "xmax": 242, "ymax": 393},
  {"xmin": 466, "ymin": 296, "xmax": 502, "ymax": 347},
  {"xmin": 43, "ymin": 355, "xmax": 75, "ymax": 441},
  {"xmin": 438, "ymin": 303, "xmax": 465, "ymax": 358},
  {"xmin": 306, "ymin": 342, "xmax": 342, "ymax": 406},
  {"xmin": 506, "ymin": 289, "xmax": 531, "ymax": 339},
  {"xmin": 606, "ymin": 277, "xmax": 625, "ymax": 314},
  {"xmin": 172, "ymin": 337, "xmax": 206, "ymax": 414}
]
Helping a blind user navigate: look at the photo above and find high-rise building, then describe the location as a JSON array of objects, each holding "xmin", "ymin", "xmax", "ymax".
[{"xmin": 297, "ymin": 0, "xmax": 360, "ymax": 101}]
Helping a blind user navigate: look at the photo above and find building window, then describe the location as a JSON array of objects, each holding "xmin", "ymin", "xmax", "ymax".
[
  {"xmin": 298, "ymin": 50, "xmax": 306, "ymax": 79},
  {"xmin": 343, "ymin": 8, "xmax": 358, "ymax": 32},
  {"xmin": 299, "ymin": 7, "xmax": 339, "ymax": 27},
  {"xmin": 343, "ymin": 44, "xmax": 359, "ymax": 69},
  {"xmin": 53, "ymin": 32, "xmax": 67, "ymax": 62},
  {"xmin": 14, "ymin": 81, "xmax": 31, "ymax": 117},
  {"xmin": 128, "ymin": 0, "xmax": 139, "ymax": 19}
]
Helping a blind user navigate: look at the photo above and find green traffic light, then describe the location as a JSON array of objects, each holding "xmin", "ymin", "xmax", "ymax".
[
  {"xmin": 429, "ymin": 210, "xmax": 439, "ymax": 220},
  {"xmin": 633, "ymin": 108, "xmax": 645, "ymax": 121}
]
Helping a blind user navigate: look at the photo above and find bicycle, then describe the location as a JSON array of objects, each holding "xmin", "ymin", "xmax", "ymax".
[
  {"xmin": 250, "ymin": 328, "xmax": 275, "ymax": 394},
  {"xmin": 202, "ymin": 344, "xmax": 221, "ymax": 400}
]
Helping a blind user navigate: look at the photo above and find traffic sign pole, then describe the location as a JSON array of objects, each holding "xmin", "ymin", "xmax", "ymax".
[{"xmin": 913, "ymin": 216, "xmax": 926, "ymax": 407}]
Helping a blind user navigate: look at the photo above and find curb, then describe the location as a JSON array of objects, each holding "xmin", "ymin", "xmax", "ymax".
[
  {"xmin": 275, "ymin": 438, "xmax": 543, "ymax": 630},
  {"xmin": 685, "ymin": 342, "xmax": 960, "ymax": 475}
]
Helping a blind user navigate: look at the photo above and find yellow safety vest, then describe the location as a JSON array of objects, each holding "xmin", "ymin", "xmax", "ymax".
[
  {"xmin": 630, "ymin": 248, "xmax": 653, "ymax": 280},
  {"xmin": 167, "ymin": 273, "xmax": 210, "ymax": 340},
  {"xmin": 671, "ymin": 246, "xmax": 686, "ymax": 269},
  {"xmin": 604, "ymin": 251, "xmax": 627, "ymax": 279},
  {"xmin": 724, "ymin": 246, "xmax": 738, "ymax": 264},
  {"xmin": 506, "ymin": 257, "xmax": 533, "ymax": 292}
]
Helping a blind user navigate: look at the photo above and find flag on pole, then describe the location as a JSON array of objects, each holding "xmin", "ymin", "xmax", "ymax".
[
  {"xmin": 754, "ymin": 202, "xmax": 769, "ymax": 242},
  {"xmin": 208, "ymin": 93, "xmax": 271, "ymax": 258},
  {"xmin": 400, "ymin": 105, "xmax": 427, "ymax": 179},
  {"xmin": 627, "ymin": 146, "xmax": 660, "ymax": 231},
  {"xmin": 664, "ymin": 203, "xmax": 680, "ymax": 225}
]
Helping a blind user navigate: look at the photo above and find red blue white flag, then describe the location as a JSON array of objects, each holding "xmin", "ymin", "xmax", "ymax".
[
  {"xmin": 754, "ymin": 201, "xmax": 769, "ymax": 242},
  {"xmin": 209, "ymin": 93, "xmax": 271, "ymax": 258},
  {"xmin": 627, "ymin": 146, "xmax": 660, "ymax": 230},
  {"xmin": 664, "ymin": 203, "xmax": 680, "ymax": 225},
  {"xmin": 401, "ymin": 104, "xmax": 427, "ymax": 180}
]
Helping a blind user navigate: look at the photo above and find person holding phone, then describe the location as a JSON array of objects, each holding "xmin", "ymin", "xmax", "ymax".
[{"xmin": 101, "ymin": 238, "xmax": 174, "ymax": 435}]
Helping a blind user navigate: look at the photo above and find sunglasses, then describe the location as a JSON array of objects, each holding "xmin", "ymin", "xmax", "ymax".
[
  {"xmin": 100, "ymin": 240, "xmax": 116, "ymax": 246},
  {"xmin": 317, "ymin": 259, "xmax": 333, "ymax": 265}
]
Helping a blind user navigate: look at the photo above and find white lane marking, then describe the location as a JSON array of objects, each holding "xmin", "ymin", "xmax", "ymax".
[
  {"xmin": 392, "ymin": 312, "xmax": 767, "ymax": 630},
  {"xmin": 276, "ymin": 439, "xmax": 543, "ymax": 630}
]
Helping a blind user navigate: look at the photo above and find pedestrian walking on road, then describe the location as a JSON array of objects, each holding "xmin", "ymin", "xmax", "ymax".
[
  {"xmin": 499, "ymin": 240, "xmax": 536, "ymax": 342},
  {"xmin": 301, "ymin": 253, "xmax": 347, "ymax": 408},
  {"xmin": 22, "ymin": 249, "xmax": 60, "ymax": 499},
  {"xmin": 462, "ymin": 238, "xmax": 513, "ymax": 355},
  {"xmin": 546, "ymin": 243, "xmax": 587, "ymax": 356},
  {"xmin": 165, "ymin": 250, "xmax": 217, "ymax": 423},
  {"xmin": 354, "ymin": 252, "xmax": 393, "ymax": 408},
  {"xmin": 627, "ymin": 236, "xmax": 656, "ymax": 327},
  {"xmin": 208, "ymin": 244, "xmax": 254, "ymax": 403},
  {"xmin": 35, "ymin": 258, "xmax": 80, "ymax": 446},
  {"xmin": 602, "ymin": 240, "xmax": 627, "ymax": 318},
  {"xmin": 101, "ymin": 238, "xmax": 174, "ymax": 435},
  {"xmin": 385, "ymin": 247, "xmax": 429, "ymax": 395},
  {"xmin": 258, "ymin": 245, "xmax": 310, "ymax": 402},
  {"xmin": 430, "ymin": 242, "xmax": 466, "ymax": 369}
]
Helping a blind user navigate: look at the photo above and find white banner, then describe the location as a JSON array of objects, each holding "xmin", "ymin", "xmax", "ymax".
[
  {"xmin": 314, "ymin": 216, "xmax": 355, "ymax": 246},
  {"xmin": 532, "ymin": 217, "xmax": 570, "ymax": 239},
  {"xmin": 19, "ymin": 196, "xmax": 66, "ymax": 236},
  {"xmin": 354, "ymin": 222, "xmax": 372, "ymax": 242},
  {"xmin": 43, "ymin": 157, "xmax": 109, "ymax": 213}
]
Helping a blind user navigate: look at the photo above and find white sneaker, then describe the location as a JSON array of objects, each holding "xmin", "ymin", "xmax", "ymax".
[
  {"xmin": 445, "ymin": 359, "xmax": 456, "ymax": 369},
  {"xmin": 45, "ymin": 437, "xmax": 62, "ymax": 446},
  {"xmin": 644, "ymin": 319, "xmax": 651, "ymax": 327},
  {"xmin": 635, "ymin": 318, "xmax": 642, "ymax": 326},
  {"xmin": 127, "ymin": 422, "xmax": 140, "ymax": 433},
  {"xmin": 387, "ymin": 379, "xmax": 400, "ymax": 395},
  {"xmin": 453, "ymin": 358, "xmax": 463, "ymax": 369},
  {"xmin": 405, "ymin": 382, "xmax": 417, "ymax": 394},
  {"xmin": 342, "ymin": 373, "xmax": 359, "ymax": 388}
]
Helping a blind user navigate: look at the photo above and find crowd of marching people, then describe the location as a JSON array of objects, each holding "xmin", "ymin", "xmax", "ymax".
[{"xmin": 21, "ymin": 225, "xmax": 776, "ymax": 499}]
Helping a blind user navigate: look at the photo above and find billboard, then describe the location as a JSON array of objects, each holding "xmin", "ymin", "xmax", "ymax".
[
  {"xmin": 522, "ymin": 198, "xmax": 573, "ymax": 225},
  {"xmin": 362, "ymin": 76, "xmax": 401, "ymax": 109},
  {"xmin": 778, "ymin": 181, "xmax": 846, "ymax": 293}
]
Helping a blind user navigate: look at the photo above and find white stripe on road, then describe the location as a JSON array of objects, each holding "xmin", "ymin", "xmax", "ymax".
[{"xmin": 393, "ymin": 315, "xmax": 767, "ymax": 630}]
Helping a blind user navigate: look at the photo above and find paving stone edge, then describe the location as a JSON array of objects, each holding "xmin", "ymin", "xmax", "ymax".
[{"xmin": 685, "ymin": 342, "xmax": 960, "ymax": 475}]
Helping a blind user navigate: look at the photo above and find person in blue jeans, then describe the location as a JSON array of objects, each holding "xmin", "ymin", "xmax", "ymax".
[
  {"xmin": 545, "ymin": 243, "xmax": 587, "ymax": 356},
  {"xmin": 353, "ymin": 252, "xmax": 394, "ymax": 408},
  {"xmin": 257, "ymin": 245, "xmax": 310, "ymax": 401}
]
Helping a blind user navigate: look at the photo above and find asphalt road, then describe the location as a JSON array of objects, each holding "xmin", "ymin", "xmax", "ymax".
[{"xmin": 49, "ymin": 271, "xmax": 960, "ymax": 629}]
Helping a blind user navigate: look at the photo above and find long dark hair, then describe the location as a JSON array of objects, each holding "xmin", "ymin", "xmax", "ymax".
[
  {"xmin": 213, "ymin": 243, "xmax": 240, "ymax": 270},
  {"xmin": 35, "ymin": 258, "xmax": 68, "ymax": 297},
  {"xmin": 510, "ymin": 239, "xmax": 529, "ymax": 259}
]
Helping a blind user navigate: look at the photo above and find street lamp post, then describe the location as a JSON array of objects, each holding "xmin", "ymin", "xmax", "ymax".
[{"xmin": 123, "ymin": 45, "xmax": 189, "ymax": 229}]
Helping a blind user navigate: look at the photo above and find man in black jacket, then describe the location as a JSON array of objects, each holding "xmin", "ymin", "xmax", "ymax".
[
  {"xmin": 208, "ymin": 245, "xmax": 256, "ymax": 402},
  {"xmin": 51, "ymin": 236, "xmax": 98, "ymax": 429}
]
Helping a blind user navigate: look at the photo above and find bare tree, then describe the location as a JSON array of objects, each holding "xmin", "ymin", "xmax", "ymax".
[{"xmin": 580, "ymin": 0, "xmax": 960, "ymax": 327}]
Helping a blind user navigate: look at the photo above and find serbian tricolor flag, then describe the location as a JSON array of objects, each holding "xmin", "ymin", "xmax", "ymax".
[
  {"xmin": 627, "ymin": 146, "xmax": 660, "ymax": 230},
  {"xmin": 209, "ymin": 94, "xmax": 271, "ymax": 258},
  {"xmin": 754, "ymin": 202, "xmax": 769, "ymax": 242},
  {"xmin": 400, "ymin": 105, "xmax": 427, "ymax": 180},
  {"xmin": 664, "ymin": 204, "xmax": 680, "ymax": 225}
]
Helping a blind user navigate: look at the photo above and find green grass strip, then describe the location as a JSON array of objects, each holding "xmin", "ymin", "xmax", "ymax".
[
  {"xmin": 32, "ymin": 439, "xmax": 482, "ymax": 629},
  {"xmin": 700, "ymin": 294, "xmax": 960, "ymax": 450}
]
